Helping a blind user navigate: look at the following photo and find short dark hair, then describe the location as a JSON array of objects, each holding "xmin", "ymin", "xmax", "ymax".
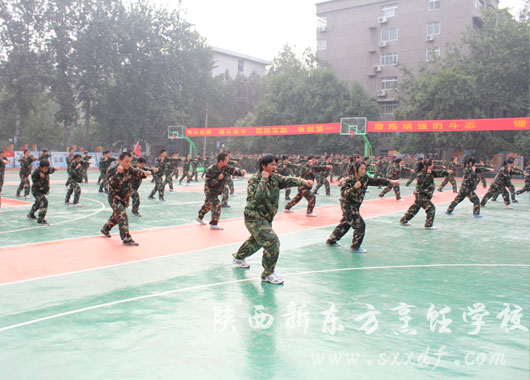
[
  {"xmin": 506, "ymin": 158, "xmax": 515, "ymax": 165},
  {"xmin": 282, "ymin": 155, "xmax": 289, "ymax": 160},
  {"xmin": 40, "ymin": 159, "xmax": 50, "ymax": 168},
  {"xmin": 258, "ymin": 154, "xmax": 276, "ymax": 170},
  {"xmin": 394, "ymin": 158, "xmax": 403, "ymax": 164},
  {"xmin": 119, "ymin": 151, "xmax": 132, "ymax": 160},
  {"xmin": 160, "ymin": 149, "xmax": 167, "ymax": 154},
  {"xmin": 137, "ymin": 157, "xmax": 147, "ymax": 164},
  {"xmin": 42, "ymin": 149, "xmax": 48, "ymax": 153},
  {"xmin": 217, "ymin": 152, "xmax": 228, "ymax": 162},
  {"xmin": 23, "ymin": 149, "xmax": 29, "ymax": 153},
  {"xmin": 69, "ymin": 147, "xmax": 74, "ymax": 151},
  {"xmin": 103, "ymin": 151, "xmax": 110, "ymax": 155},
  {"xmin": 74, "ymin": 154, "xmax": 82, "ymax": 159},
  {"xmin": 307, "ymin": 155, "xmax": 314, "ymax": 160}
]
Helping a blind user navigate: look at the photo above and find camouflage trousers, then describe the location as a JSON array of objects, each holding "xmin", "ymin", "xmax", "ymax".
[
  {"xmin": 190, "ymin": 169, "xmax": 198, "ymax": 182},
  {"xmin": 481, "ymin": 184, "xmax": 510, "ymax": 206},
  {"xmin": 313, "ymin": 176, "xmax": 330, "ymax": 195},
  {"xmin": 65, "ymin": 181, "xmax": 81, "ymax": 204},
  {"xmin": 198, "ymin": 193, "xmax": 221, "ymax": 225},
  {"xmin": 179, "ymin": 170, "xmax": 190, "ymax": 184},
  {"xmin": 102, "ymin": 197, "xmax": 132, "ymax": 243},
  {"xmin": 379, "ymin": 182, "xmax": 401, "ymax": 200},
  {"xmin": 222, "ymin": 186, "xmax": 230, "ymax": 206},
  {"xmin": 406, "ymin": 172, "xmax": 417, "ymax": 186},
  {"xmin": 97, "ymin": 172, "xmax": 104, "ymax": 185},
  {"xmin": 477, "ymin": 173, "xmax": 487, "ymax": 188},
  {"xmin": 285, "ymin": 186, "xmax": 316, "ymax": 214},
  {"xmin": 164, "ymin": 173, "xmax": 174, "ymax": 190},
  {"xmin": 326, "ymin": 202, "xmax": 365, "ymax": 249},
  {"xmin": 16, "ymin": 173, "xmax": 30, "ymax": 197},
  {"xmin": 29, "ymin": 193, "xmax": 48, "ymax": 221},
  {"xmin": 227, "ymin": 176, "xmax": 234, "ymax": 194},
  {"xmin": 491, "ymin": 184, "xmax": 515, "ymax": 201},
  {"xmin": 98, "ymin": 176, "xmax": 109, "ymax": 192},
  {"xmin": 515, "ymin": 179, "xmax": 530, "ymax": 195},
  {"xmin": 438, "ymin": 175, "xmax": 457, "ymax": 192},
  {"xmin": 400, "ymin": 194, "xmax": 435, "ymax": 227},
  {"xmin": 131, "ymin": 188, "xmax": 140, "ymax": 213},
  {"xmin": 284, "ymin": 188, "xmax": 291, "ymax": 200},
  {"xmin": 447, "ymin": 186, "xmax": 480, "ymax": 215},
  {"xmin": 149, "ymin": 176, "xmax": 165, "ymax": 199},
  {"xmin": 234, "ymin": 217, "xmax": 280, "ymax": 279}
]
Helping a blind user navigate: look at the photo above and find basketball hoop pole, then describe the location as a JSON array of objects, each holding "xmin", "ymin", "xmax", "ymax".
[{"xmin": 203, "ymin": 105, "xmax": 208, "ymax": 157}]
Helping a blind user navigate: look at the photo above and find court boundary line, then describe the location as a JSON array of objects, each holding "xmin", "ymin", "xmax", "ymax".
[{"xmin": 0, "ymin": 263, "xmax": 527, "ymax": 334}]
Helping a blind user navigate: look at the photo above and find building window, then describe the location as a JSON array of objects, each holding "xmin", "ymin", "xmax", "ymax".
[
  {"xmin": 317, "ymin": 39, "xmax": 327, "ymax": 51},
  {"xmin": 427, "ymin": 21, "xmax": 441, "ymax": 35},
  {"xmin": 381, "ymin": 76, "xmax": 398, "ymax": 89},
  {"xmin": 238, "ymin": 59, "xmax": 244, "ymax": 72},
  {"xmin": 475, "ymin": 0, "xmax": 484, "ymax": 9},
  {"xmin": 381, "ymin": 4, "xmax": 398, "ymax": 17},
  {"xmin": 382, "ymin": 103, "xmax": 397, "ymax": 114},
  {"xmin": 428, "ymin": 0, "xmax": 440, "ymax": 11},
  {"xmin": 426, "ymin": 47, "xmax": 441, "ymax": 62},
  {"xmin": 317, "ymin": 17, "xmax": 327, "ymax": 32},
  {"xmin": 380, "ymin": 52, "xmax": 398, "ymax": 65},
  {"xmin": 381, "ymin": 28, "xmax": 398, "ymax": 41}
]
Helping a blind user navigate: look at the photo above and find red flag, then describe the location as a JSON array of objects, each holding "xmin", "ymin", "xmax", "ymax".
[{"xmin": 133, "ymin": 141, "xmax": 141, "ymax": 156}]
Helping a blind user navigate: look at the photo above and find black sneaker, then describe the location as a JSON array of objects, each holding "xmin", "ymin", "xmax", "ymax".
[
  {"xmin": 123, "ymin": 240, "xmax": 139, "ymax": 246},
  {"xmin": 37, "ymin": 219, "xmax": 49, "ymax": 225},
  {"xmin": 221, "ymin": 204, "xmax": 231, "ymax": 208},
  {"xmin": 512, "ymin": 199, "xmax": 519, "ymax": 203},
  {"xmin": 100, "ymin": 229, "xmax": 111, "ymax": 238},
  {"xmin": 148, "ymin": 196, "xmax": 155, "ymax": 200},
  {"xmin": 27, "ymin": 213, "xmax": 36, "ymax": 219}
]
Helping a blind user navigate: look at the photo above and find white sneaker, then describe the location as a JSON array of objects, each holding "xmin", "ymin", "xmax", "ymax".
[
  {"xmin": 284, "ymin": 208, "xmax": 293, "ymax": 213},
  {"xmin": 425, "ymin": 226, "xmax": 438, "ymax": 230},
  {"xmin": 397, "ymin": 199, "xmax": 404, "ymax": 202},
  {"xmin": 504, "ymin": 205, "xmax": 512, "ymax": 209},
  {"xmin": 232, "ymin": 257, "xmax": 250, "ymax": 268},
  {"xmin": 210, "ymin": 225, "xmax": 223, "ymax": 230},
  {"xmin": 262, "ymin": 273, "xmax": 284, "ymax": 285},
  {"xmin": 196, "ymin": 217, "xmax": 206, "ymax": 225},
  {"xmin": 306, "ymin": 212, "xmax": 317, "ymax": 217},
  {"xmin": 73, "ymin": 203, "xmax": 83, "ymax": 208},
  {"xmin": 400, "ymin": 222, "xmax": 411, "ymax": 226}
]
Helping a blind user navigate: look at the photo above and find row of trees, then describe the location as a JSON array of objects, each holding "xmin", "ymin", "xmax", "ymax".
[{"xmin": 0, "ymin": 1, "xmax": 528, "ymax": 156}]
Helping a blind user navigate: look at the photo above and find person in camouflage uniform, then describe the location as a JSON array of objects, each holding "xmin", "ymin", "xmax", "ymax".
[
  {"xmin": 27, "ymin": 159, "xmax": 56, "ymax": 225},
  {"xmin": 65, "ymin": 148, "xmax": 75, "ymax": 187},
  {"xmin": 477, "ymin": 159, "xmax": 490, "ymax": 189},
  {"xmin": 438, "ymin": 156, "xmax": 460, "ymax": 193},
  {"xmin": 221, "ymin": 153, "xmax": 237, "ymax": 207},
  {"xmin": 232, "ymin": 154, "xmax": 312, "ymax": 284},
  {"xmin": 405, "ymin": 157, "xmax": 424, "ymax": 187},
  {"xmin": 38, "ymin": 150, "xmax": 52, "ymax": 161},
  {"xmin": 201, "ymin": 154, "xmax": 213, "ymax": 179},
  {"xmin": 196, "ymin": 152, "xmax": 246, "ymax": 230},
  {"xmin": 313, "ymin": 156, "xmax": 333, "ymax": 196},
  {"xmin": 514, "ymin": 164, "xmax": 530, "ymax": 195},
  {"xmin": 65, "ymin": 154, "xmax": 83, "ymax": 207},
  {"xmin": 164, "ymin": 152, "xmax": 179, "ymax": 192},
  {"xmin": 400, "ymin": 159, "xmax": 451, "ymax": 229},
  {"xmin": 16, "ymin": 149, "xmax": 38, "ymax": 198},
  {"xmin": 378, "ymin": 158, "xmax": 410, "ymax": 201},
  {"xmin": 326, "ymin": 160, "xmax": 398, "ymax": 253},
  {"xmin": 277, "ymin": 155, "xmax": 293, "ymax": 200},
  {"xmin": 284, "ymin": 156, "xmax": 332, "ymax": 216},
  {"xmin": 0, "ymin": 151, "xmax": 9, "ymax": 211},
  {"xmin": 98, "ymin": 151, "xmax": 116, "ymax": 192},
  {"xmin": 480, "ymin": 159, "xmax": 520, "ymax": 208},
  {"xmin": 101, "ymin": 152, "xmax": 151, "ymax": 246},
  {"xmin": 179, "ymin": 153, "xmax": 191, "ymax": 184},
  {"xmin": 490, "ymin": 163, "xmax": 524, "ymax": 203},
  {"xmin": 81, "ymin": 151, "xmax": 92, "ymax": 183},
  {"xmin": 446, "ymin": 156, "xmax": 493, "ymax": 216},
  {"xmin": 190, "ymin": 153, "xmax": 202, "ymax": 182},
  {"xmin": 148, "ymin": 150, "xmax": 169, "ymax": 201},
  {"xmin": 131, "ymin": 157, "xmax": 157, "ymax": 217}
]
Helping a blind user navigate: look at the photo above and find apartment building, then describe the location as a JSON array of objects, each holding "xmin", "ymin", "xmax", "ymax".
[
  {"xmin": 315, "ymin": 0, "xmax": 498, "ymax": 116},
  {"xmin": 212, "ymin": 47, "xmax": 272, "ymax": 78}
]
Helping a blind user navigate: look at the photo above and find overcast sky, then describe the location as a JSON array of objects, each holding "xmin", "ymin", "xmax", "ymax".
[{"xmin": 154, "ymin": 0, "xmax": 526, "ymax": 61}]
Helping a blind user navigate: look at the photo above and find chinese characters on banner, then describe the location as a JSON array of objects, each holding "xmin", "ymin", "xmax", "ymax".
[{"xmin": 184, "ymin": 118, "xmax": 529, "ymax": 137}]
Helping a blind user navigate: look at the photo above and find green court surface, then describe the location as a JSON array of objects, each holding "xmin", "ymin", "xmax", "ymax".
[{"xmin": 0, "ymin": 170, "xmax": 528, "ymax": 379}]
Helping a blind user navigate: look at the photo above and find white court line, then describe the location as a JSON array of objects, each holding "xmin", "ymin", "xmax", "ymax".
[
  {"xmin": 0, "ymin": 263, "xmax": 527, "ymax": 334},
  {"xmin": 0, "ymin": 197, "xmax": 106, "ymax": 235}
]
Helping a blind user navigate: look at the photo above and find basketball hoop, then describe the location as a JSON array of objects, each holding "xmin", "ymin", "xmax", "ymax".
[{"xmin": 349, "ymin": 130, "xmax": 356, "ymax": 139}]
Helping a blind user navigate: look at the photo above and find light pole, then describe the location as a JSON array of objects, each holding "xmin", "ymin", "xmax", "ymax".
[{"xmin": 203, "ymin": 105, "xmax": 208, "ymax": 157}]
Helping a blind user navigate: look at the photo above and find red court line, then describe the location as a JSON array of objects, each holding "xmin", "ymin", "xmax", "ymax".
[
  {"xmin": 0, "ymin": 188, "xmax": 487, "ymax": 285},
  {"xmin": 0, "ymin": 198, "xmax": 33, "ymax": 207}
]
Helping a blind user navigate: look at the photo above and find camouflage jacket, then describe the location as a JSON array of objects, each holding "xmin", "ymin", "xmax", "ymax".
[
  {"xmin": 340, "ymin": 175, "xmax": 390, "ymax": 205},
  {"xmin": 299, "ymin": 164, "xmax": 328, "ymax": 187},
  {"xmin": 204, "ymin": 163, "xmax": 244, "ymax": 195},
  {"xmin": 414, "ymin": 169, "xmax": 449, "ymax": 199},
  {"xmin": 0, "ymin": 157, "xmax": 8, "ymax": 179},
  {"xmin": 244, "ymin": 173, "xmax": 304, "ymax": 222},
  {"xmin": 386, "ymin": 163, "xmax": 408, "ymax": 180},
  {"xmin": 153, "ymin": 157, "xmax": 169, "ymax": 178},
  {"xmin": 491, "ymin": 167, "xmax": 515, "ymax": 188},
  {"xmin": 107, "ymin": 166, "xmax": 148, "ymax": 203},
  {"xmin": 19, "ymin": 156, "xmax": 37, "ymax": 176},
  {"xmin": 461, "ymin": 166, "xmax": 489, "ymax": 191},
  {"xmin": 181, "ymin": 159, "xmax": 191, "ymax": 172},
  {"xmin": 68, "ymin": 161, "xmax": 83, "ymax": 182},
  {"xmin": 99, "ymin": 157, "xmax": 116, "ymax": 173},
  {"xmin": 39, "ymin": 153, "xmax": 52, "ymax": 160},
  {"xmin": 31, "ymin": 167, "xmax": 56, "ymax": 195},
  {"xmin": 66, "ymin": 155, "xmax": 75, "ymax": 168},
  {"xmin": 277, "ymin": 161, "xmax": 292, "ymax": 176},
  {"xmin": 191, "ymin": 157, "xmax": 201, "ymax": 171},
  {"xmin": 132, "ymin": 165, "xmax": 154, "ymax": 190}
]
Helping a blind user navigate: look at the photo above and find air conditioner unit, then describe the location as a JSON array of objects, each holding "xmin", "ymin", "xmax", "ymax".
[
  {"xmin": 374, "ymin": 66, "xmax": 382, "ymax": 73},
  {"xmin": 378, "ymin": 16, "xmax": 388, "ymax": 24},
  {"xmin": 377, "ymin": 90, "xmax": 387, "ymax": 97},
  {"xmin": 426, "ymin": 35, "xmax": 434, "ymax": 42},
  {"xmin": 379, "ymin": 41, "xmax": 388, "ymax": 48}
]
